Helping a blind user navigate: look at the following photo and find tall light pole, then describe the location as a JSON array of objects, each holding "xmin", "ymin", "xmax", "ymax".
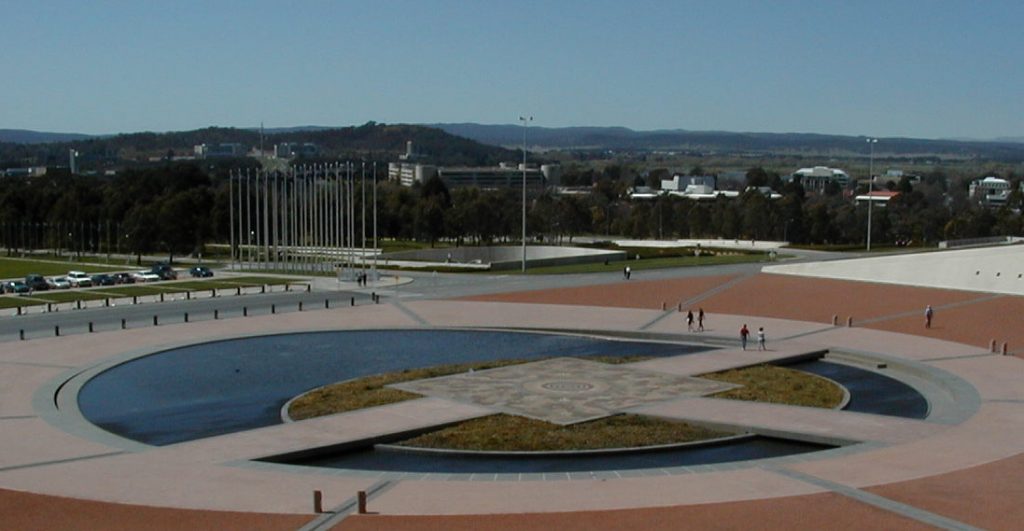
[
  {"xmin": 519, "ymin": 115, "xmax": 532, "ymax": 272},
  {"xmin": 866, "ymin": 138, "xmax": 878, "ymax": 251}
]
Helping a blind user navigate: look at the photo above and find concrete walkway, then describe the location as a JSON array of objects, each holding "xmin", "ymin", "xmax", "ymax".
[{"xmin": 1, "ymin": 271, "xmax": 1023, "ymax": 530}]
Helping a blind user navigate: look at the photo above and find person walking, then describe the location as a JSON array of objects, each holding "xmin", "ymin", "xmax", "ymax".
[
  {"xmin": 924, "ymin": 305, "xmax": 934, "ymax": 329},
  {"xmin": 698, "ymin": 308, "xmax": 705, "ymax": 332},
  {"xmin": 757, "ymin": 327, "xmax": 766, "ymax": 351},
  {"xmin": 686, "ymin": 310, "xmax": 694, "ymax": 332},
  {"xmin": 740, "ymin": 324, "xmax": 749, "ymax": 350}
]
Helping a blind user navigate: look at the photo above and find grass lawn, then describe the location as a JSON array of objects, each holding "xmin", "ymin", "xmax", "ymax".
[
  {"xmin": 28, "ymin": 291, "xmax": 113, "ymax": 303},
  {"xmin": 0, "ymin": 257, "xmax": 123, "ymax": 279},
  {"xmin": 702, "ymin": 364, "xmax": 845, "ymax": 408},
  {"xmin": 397, "ymin": 414, "xmax": 728, "ymax": 452},
  {"xmin": 0, "ymin": 296, "xmax": 45, "ymax": 309},
  {"xmin": 94, "ymin": 285, "xmax": 190, "ymax": 297}
]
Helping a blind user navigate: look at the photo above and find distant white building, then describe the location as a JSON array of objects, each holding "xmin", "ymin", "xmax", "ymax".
[
  {"xmin": 787, "ymin": 166, "xmax": 850, "ymax": 192},
  {"xmin": 194, "ymin": 143, "xmax": 246, "ymax": 158},
  {"xmin": 969, "ymin": 176, "xmax": 1012, "ymax": 207},
  {"xmin": 388, "ymin": 162, "xmax": 546, "ymax": 191},
  {"xmin": 661, "ymin": 175, "xmax": 716, "ymax": 192}
]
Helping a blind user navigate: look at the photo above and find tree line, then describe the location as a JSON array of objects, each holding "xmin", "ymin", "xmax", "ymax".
[{"xmin": 1, "ymin": 163, "xmax": 1021, "ymax": 263}]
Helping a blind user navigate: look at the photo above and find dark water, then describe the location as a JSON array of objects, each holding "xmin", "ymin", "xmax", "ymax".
[
  {"xmin": 77, "ymin": 330, "xmax": 707, "ymax": 445},
  {"xmin": 788, "ymin": 360, "xmax": 929, "ymax": 419},
  {"xmin": 273, "ymin": 437, "xmax": 831, "ymax": 473}
]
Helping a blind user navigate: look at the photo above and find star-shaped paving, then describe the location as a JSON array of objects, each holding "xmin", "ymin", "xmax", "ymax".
[{"xmin": 389, "ymin": 357, "xmax": 738, "ymax": 425}]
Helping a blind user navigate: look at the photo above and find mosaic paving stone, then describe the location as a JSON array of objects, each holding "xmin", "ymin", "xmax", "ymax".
[{"xmin": 389, "ymin": 357, "xmax": 738, "ymax": 425}]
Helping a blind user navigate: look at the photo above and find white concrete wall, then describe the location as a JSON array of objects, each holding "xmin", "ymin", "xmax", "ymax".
[{"xmin": 764, "ymin": 245, "xmax": 1024, "ymax": 295}]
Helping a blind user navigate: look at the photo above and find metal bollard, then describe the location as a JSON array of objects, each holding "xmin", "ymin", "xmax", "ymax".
[
  {"xmin": 153, "ymin": 315, "xmax": 158, "ymax": 326},
  {"xmin": 184, "ymin": 312, "xmax": 189, "ymax": 323},
  {"xmin": 307, "ymin": 284, "xmax": 312, "ymax": 293},
  {"xmin": 298, "ymin": 301, "xmax": 303, "ymax": 312},
  {"xmin": 105, "ymin": 298, "xmax": 110, "ymax": 307},
  {"xmin": 271, "ymin": 304, "xmax": 276, "ymax": 314},
  {"xmin": 214, "ymin": 309, "xmax": 219, "ymax": 320},
  {"xmin": 325, "ymin": 299, "xmax": 330, "ymax": 309},
  {"xmin": 76, "ymin": 300, "xmax": 82, "ymax": 310},
  {"xmin": 211, "ymin": 289, "xmax": 216, "ymax": 298},
  {"xmin": 661, "ymin": 302, "xmax": 665, "ymax": 311},
  {"xmin": 351, "ymin": 297, "xmax": 355, "ymax": 306},
  {"xmin": 237, "ymin": 287, "xmax": 241, "ymax": 296},
  {"xmin": 16, "ymin": 306, "xmax": 21, "ymax": 316},
  {"xmin": 133, "ymin": 296, "xmax": 138, "ymax": 305},
  {"xmin": 677, "ymin": 303, "xmax": 682, "ymax": 312},
  {"xmin": 1003, "ymin": 342, "xmax": 1009, "ymax": 355},
  {"xmin": 47, "ymin": 303, "xmax": 53, "ymax": 312},
  {"xmin": 832, "ymin": 315, "xmax": 838, "ymax": 326},
  {"xmin": 186, "ymin": 291, "xmax": 191, "ymax": 300},
  {"xmin": 313, "ymin": 490, "xmax": 323, "ymax": 514},
  {"xmin": 991, "ymin": 339, "xmax": 998, "ymax": 353},
  {"xmin": 261, "ymin": 285, "xmax": 266, "ymax": 294},
  {"xmin": 19, "ymin": 329, "xmax": 25, "ymax": 340},
  {"xmin": 243, "ymin": 306, "xmax": 248, "ymax": 317},
  {"xmin": 121, "ymin": 318, "xmax": 126, "ymax": 330},
  {"xmin": 357, "ymin": 490, "xmax": 367, "ymax": 514},
  {"xmin": 847, "ymin": 316, "xmax": 853, "ymax": 327},
  {"xmin": 54, "ymin": 325, "xmax": 60, "ymax": 337},
  {"xmin": 88, "ymin": 322, "xmax": 94, "ymax": 333}
]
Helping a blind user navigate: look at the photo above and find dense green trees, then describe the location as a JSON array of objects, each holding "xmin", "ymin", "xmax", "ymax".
[{"xmin": 0, "ymin": 163, "xmax": 1020, "ymax": 260}]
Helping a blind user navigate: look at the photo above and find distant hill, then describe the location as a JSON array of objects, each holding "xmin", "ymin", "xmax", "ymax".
[
  {"xmin": 0, "ymin": 123, "xmax": 517, "ymax": 168},
  {"xmin": 0, "ymin": 129, "xmax": 94, "ymax": 144},
  {"xmin": 433, "ymin": 123, "xmax": 1024, "ymax": 161}
]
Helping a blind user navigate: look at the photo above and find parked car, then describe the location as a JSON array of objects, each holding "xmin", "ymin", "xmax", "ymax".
[
  {"xmin": 150, "ymin": 263, "xmax": 177, "ymax": 280},
  {"xmin": 112, "ymin": 272, "xmax": 135, "ymax": 284},
  {"xmin": 48, "ymin": 276, "xmax": 71, "ymax": 289},
  {"xmin": 67, "ymin": 271, "xmax": 93, "ymax": 288},
  {"xmin": 2, "ymin": 280, "xmax": 31, "ymax": 294},
  {"xmin": 25, "ymin": 274, "xmax": 49, "ymax": 292},
  {"xmin": 131, "ymin": 271, "xmax": 161, "ymax": 283},
  {"xmin": 189, "ymin": 266, "xmax": 214, "ymax": 278},
  {"xmin": 91, "ymin": 273, "xmax": 116, "ymax": 286}
]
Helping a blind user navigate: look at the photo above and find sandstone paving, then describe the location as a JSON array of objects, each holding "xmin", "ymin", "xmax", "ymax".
[
  {"xmin": 628, "ymin": 342, "xmax": 827, "ymax": 376},
  {"xmin": 157, "ymin": 397, "xmax": 493, "ymax": 463},
  {"xmin": 928, "ymin": 354, "xmax": 1024, "ymax": 401},
  {"xmin": 628, "ymin": 396, "xmax": 948, "ymax": 445},
  {"xmin": 0, "ymin": 450, "xmax": 377, "ymax": 514},
  {"xmin": 0, "ymin": 364, "xmax": 69, "ymax": 417},
  {"xmin": 785, "ymin": 401, "xmax": 1024, "ymax": 487},
  {"xmin": 363, "ymin": 468, "xmax": 826, "ymax": 515},
  {"xmin": 0, "ymin": 417, "xmax": 121, "ymax": 470},
  {"xmin": 2, "ymin": 268, "xmax": 1024, "ymax": 529},
  {"xmin": 337, "ymin": 492, "xmax": 938, "ymax": 531},
  {"xmin": 404, "ymin": 299, "xmax": 659, "ymax": 332}
]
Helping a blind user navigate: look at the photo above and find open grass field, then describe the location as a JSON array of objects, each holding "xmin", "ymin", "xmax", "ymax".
[{"xmin": 0, "ymin": 257, "xmax": 123, "ymax": 279}]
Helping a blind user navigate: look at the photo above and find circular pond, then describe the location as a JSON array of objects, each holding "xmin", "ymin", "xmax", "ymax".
[{"xmin": 78, "ymin": 329, "xmax": 708, "ymax": 446}]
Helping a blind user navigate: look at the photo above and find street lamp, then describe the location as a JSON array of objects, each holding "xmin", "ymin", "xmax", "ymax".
[
  {"xmin": 866, "ymin": 138, "xmax": 878, "ymax": 251},
  {"xmin": 519, "ymin": 115, "xmax": 532, "ymax": 272}
]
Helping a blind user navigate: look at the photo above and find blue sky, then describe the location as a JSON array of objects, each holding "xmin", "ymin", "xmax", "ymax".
[{"xmin": 3, "ymin": 0, "xmax": 1021, "ymax": 139}]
